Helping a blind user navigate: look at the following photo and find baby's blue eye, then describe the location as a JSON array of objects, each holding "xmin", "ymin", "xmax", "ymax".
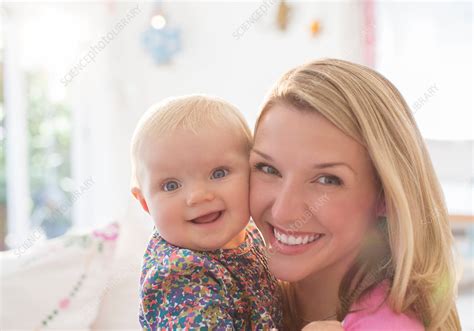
[
  {"xmin": 211, "ymin": 168, "xmax": 229, "ymax": 179},
  {"xmin": 162, "ymin": 180, "xmax": 181, "ymax": 192}
]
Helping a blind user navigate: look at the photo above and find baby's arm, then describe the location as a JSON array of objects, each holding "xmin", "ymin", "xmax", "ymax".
[{"xmin": 140, "ymin": 251, "xmax": 234, "ymax": 330}]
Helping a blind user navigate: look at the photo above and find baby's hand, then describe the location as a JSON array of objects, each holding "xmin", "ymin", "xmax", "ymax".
[{"xmin": 301, "ymin": 320, "xmax": 344, "ymax": 331}]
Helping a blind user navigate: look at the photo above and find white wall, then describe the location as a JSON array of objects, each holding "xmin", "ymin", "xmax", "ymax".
[{"xmin": 426, "ymin": 140, "xmax": 474, "ymax": 215}]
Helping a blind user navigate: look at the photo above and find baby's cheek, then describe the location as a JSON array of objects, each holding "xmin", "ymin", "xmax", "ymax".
[
  {"xmin": 152, "ymin": 199, "xmax": 178, "ymax": 224},
  {"xmin": 232, "ymin": 173, "xmax": 250, "ymax": 195},
  {"xmin": 249, "ymin": 180, "xmax": 266, "ymax": 216},
  {"xmin": 235, "ymin": 182, "xmax": 250, "ymax": 215}
]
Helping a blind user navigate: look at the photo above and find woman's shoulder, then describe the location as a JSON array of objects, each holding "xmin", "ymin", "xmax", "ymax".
[{"xmin": 343, "ymin": 280, "xmax": 425, "ymax": 331}]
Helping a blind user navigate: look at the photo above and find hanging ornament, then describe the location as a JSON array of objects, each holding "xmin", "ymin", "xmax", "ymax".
[
  {"xmin": 310, "ymin": 20, "xmax": 322, "ymax": 37},
  {"xmin": 141, "ymin": 1, "xmax": 181, "ymax": 65},
  {"xmin": 277, "ymin": 0, "xmax": 290, "ymax": 31}
]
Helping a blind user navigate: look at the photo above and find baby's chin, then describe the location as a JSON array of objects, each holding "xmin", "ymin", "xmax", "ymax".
[
  {"xmin": 192, "ymin": 233, "xmax": 246, "ymax": 251},
  {"xmin": 163, "ymin": 235, "xmax": 238, "ymax": 252}
]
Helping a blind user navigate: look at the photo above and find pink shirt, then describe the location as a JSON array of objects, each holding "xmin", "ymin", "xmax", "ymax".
[{"xmin": 343, "ymin": 280, "xmax": 425, "ymax": 331}]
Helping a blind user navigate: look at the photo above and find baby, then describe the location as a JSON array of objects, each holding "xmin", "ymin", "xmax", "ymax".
[{"xmin": 130, "ymin": 95, "xmax": 282, "ymax": 330}]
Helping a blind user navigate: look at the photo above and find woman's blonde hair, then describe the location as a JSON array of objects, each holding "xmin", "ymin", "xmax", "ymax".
[
  {"xmin": 255, "ymin": 59, "xmax": 461, "ymax": 330},
  {"xmin": 130, "ymin": 94, "xmax": 252, "ymax": 188}
]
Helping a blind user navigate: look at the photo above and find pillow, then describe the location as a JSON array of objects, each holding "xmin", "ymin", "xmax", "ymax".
[
  {"xmin": 91, "ymin": 199, "xmax": 153, "ymax": 330},
  {"xmin": 0, "ymin": 222, "xmax": 119, "ymax": 330}
]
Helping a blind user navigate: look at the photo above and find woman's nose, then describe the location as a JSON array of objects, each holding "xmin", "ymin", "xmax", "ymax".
[
  {"xmin": 186, "ymin": 185, "xmax": 215, "ymax": 206},
  {"xmin": 271, "ymin": 181, "xmax": 307, "ymax": 224}
]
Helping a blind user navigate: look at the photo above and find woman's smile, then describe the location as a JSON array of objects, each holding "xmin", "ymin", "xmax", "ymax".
[
  {"xmin": 273, "ymin": 225, "xmax": 324, "ymax": 245},
  {"xmin": 268, "ymin": 223, "xmax": 326, "ymax": 255}
]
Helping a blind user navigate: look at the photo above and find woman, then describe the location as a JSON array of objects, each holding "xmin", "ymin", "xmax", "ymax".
[{"xmin": 250, "ymin": 59, "xmax": 461, "ymax": 330}]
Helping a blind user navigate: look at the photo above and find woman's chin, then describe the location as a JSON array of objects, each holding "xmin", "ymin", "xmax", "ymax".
[{"xmin": 267, "ymin": 256, "xmax": 310, "ymax": 282}]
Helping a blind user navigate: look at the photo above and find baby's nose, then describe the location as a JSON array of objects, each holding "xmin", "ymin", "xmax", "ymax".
[{"xmin": 186, "ymin": 187, "xmax": 215, "ymax": 206}]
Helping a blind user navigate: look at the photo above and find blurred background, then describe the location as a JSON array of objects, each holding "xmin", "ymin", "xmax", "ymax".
[{"xmin": 0, "ymin": 0, "xmax": 472, "ymax": 330}]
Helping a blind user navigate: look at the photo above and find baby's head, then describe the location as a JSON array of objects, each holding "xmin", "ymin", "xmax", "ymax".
[{"xmin": 131, "ymin": 95, "xmax": 252, "ymax": 251}]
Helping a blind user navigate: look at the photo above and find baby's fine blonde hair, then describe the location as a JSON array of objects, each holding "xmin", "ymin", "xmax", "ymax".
[
  {"xmin": 256, "ymin": 59, "xmax": 461, "ymax": 331},
  {"xmin": 130, "ymin": 94, "xmax": 252, "ymax": 189}
]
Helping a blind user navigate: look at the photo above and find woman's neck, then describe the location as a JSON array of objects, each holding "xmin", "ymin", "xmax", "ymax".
[
  {"xmin": 294, "ymin": 273, "xmax": 341, "ymax": 321},
  {"xmin": 294, "ymin": 254, "xmax": 358, "ymax": 322}
]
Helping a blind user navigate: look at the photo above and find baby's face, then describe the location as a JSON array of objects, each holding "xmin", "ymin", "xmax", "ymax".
[{"xmin": 138, "ymin": 126, "xmax": 250, "ymax": 251}]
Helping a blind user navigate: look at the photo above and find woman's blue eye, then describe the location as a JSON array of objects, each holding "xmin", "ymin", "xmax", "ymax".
[
  {"xmin": 255, "ymin": 163, "xmax": 280, "ymax": 176},
  {"xmin": 162, "ymin": 180, "xmax": 181, "ymax": 192},
  {"xmin": 317, "ymin": 176, "xmax": 342, "ymax": 186},
  {"xmin": 211, "ymin": 168, "xmax": 229, "ymax": 179}
]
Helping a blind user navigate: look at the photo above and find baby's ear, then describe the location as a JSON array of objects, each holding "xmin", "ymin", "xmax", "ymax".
[{"xmin": 131, "ymin": 187, "xmax": 150, "ymax": 213}]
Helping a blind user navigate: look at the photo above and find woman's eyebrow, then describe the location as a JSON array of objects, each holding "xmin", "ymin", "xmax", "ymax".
[
  {"xmin": 313, "ymin": 162, "xmax": 355, "ymax": 174},
  {"xmin": 252, "ymin": 148, "xmax": 355, "ymax": 174}
]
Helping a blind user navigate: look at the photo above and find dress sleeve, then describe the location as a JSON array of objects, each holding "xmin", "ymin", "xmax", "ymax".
[
  {"xmin": 343, "ymin": 302, "xmax": 425, "ymax": 331},
  {"xmin": 343, "ymin": 280, "xmax": 424, "ymax": 331},
  {"xmin": 139, "ymin": 250, "xmax": 235, "ymax": 330},
  {"xmin": 343, "ymin": 305, "xmax": 425, "ymax": 331}
]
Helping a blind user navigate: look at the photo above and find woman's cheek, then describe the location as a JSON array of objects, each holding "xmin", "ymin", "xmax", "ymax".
[{"xmin": 308, "ymin": 192, "xmax": 346, "ymax": 229}]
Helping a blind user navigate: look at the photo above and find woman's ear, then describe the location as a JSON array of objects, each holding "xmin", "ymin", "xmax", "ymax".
[{"xmin": 131, "ymin": 187, "xmax": 150, "ymax": 214}]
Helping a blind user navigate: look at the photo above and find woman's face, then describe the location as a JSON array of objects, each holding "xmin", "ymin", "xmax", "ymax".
[{"xmin": 250, "ymin": 103, "xmax": 384, "ymax": 282}]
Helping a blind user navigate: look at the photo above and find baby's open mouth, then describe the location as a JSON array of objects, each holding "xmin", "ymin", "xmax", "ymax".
[{"xmin": 191, "ymin": 211, "xmax": 223, "ymax": 224}]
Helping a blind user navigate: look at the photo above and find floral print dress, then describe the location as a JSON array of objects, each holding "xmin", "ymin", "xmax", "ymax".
[{"xmin": 139, "ymin": 220, "xmax": 282, "ymax": 330}]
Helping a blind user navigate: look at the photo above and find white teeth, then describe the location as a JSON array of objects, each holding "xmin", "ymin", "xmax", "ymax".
[
  {"xmin": 273, "ymin": 227, "xmax": 322, "ymax": 246},
  {"xmin": 288, "ymin": 236, "xmax": 297, "ymax": 245}
]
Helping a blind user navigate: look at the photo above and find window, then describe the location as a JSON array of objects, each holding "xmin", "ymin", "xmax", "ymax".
[
  {"xmin": 26, "ymin": 72, "xmax": 72, "ymax": 238},
  {"xmin": 2, "ymin": 6, "xmax": 77, "ymax": 249}
]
